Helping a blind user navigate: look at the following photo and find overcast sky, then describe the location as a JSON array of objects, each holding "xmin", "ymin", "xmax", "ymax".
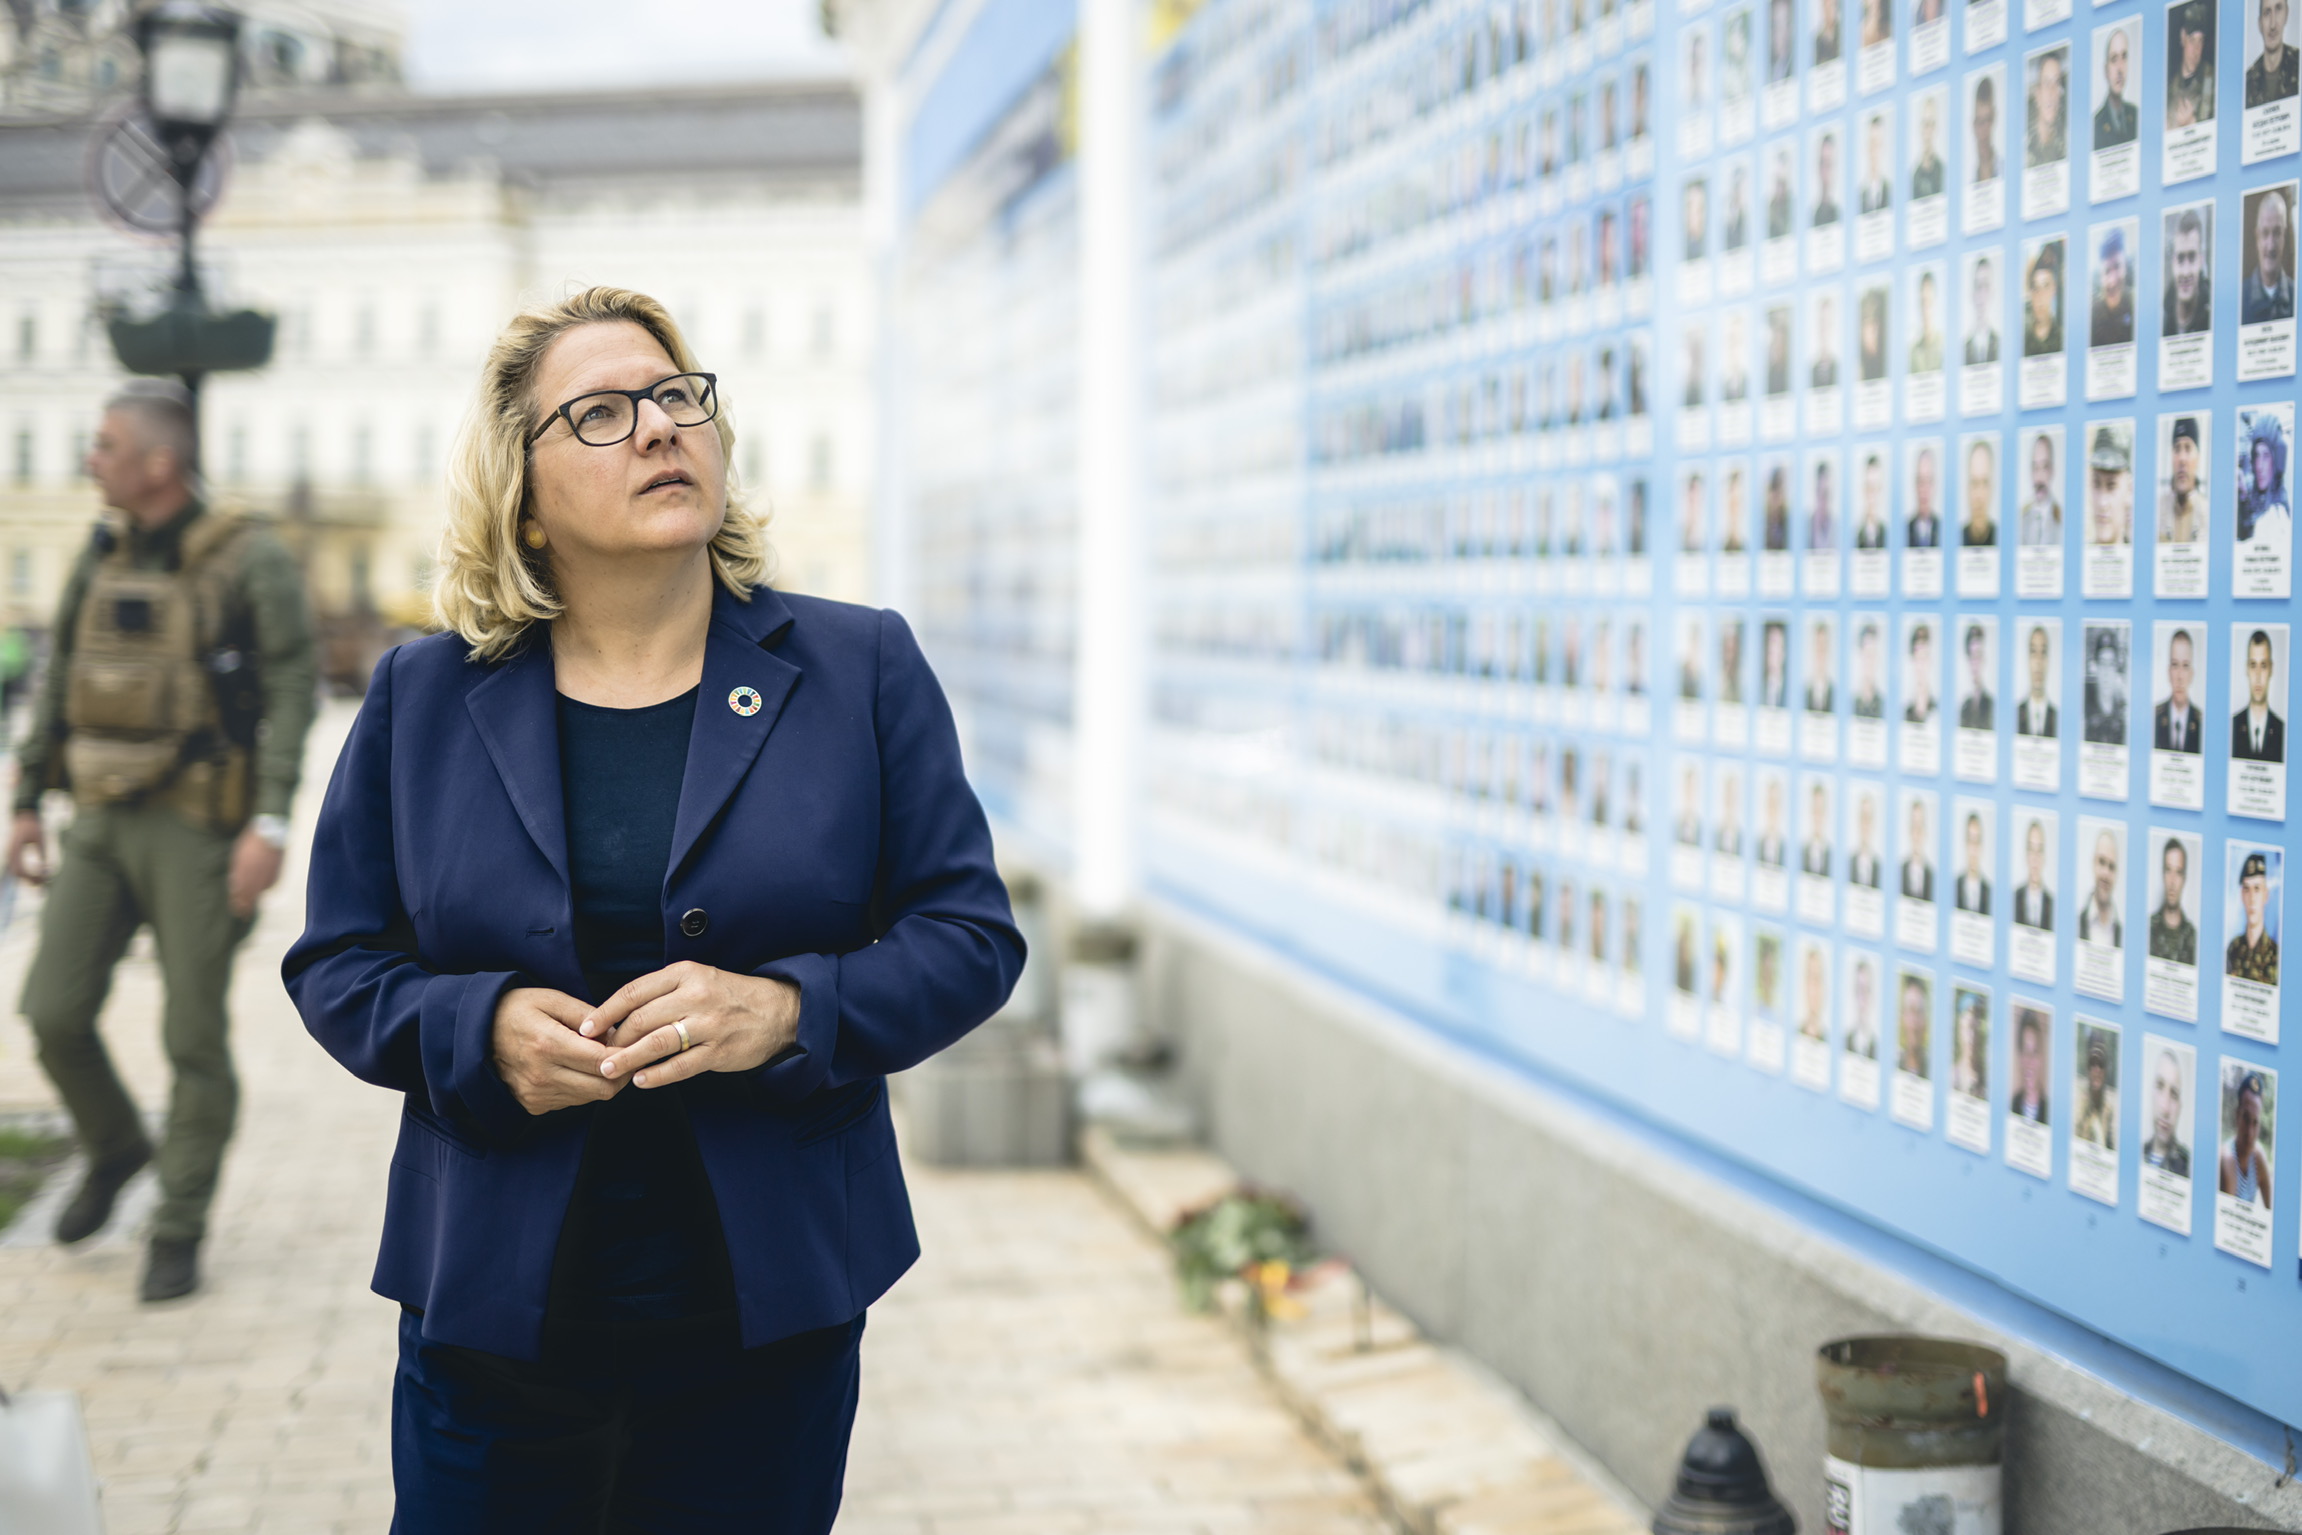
[{"xmin": 397, "ymin": 0, "xmax": 849, "ymax": 93}]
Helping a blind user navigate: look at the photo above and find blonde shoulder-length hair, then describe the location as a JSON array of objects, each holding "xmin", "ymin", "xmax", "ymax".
[{"xmin": 431, "ymin": 286, "xmax": 772, "ymax": 662}]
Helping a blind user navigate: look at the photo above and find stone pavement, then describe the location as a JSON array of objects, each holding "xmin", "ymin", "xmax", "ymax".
[{"xmin": 0, "ymin": 701, "xmax": 1386, "ymax": 1534}]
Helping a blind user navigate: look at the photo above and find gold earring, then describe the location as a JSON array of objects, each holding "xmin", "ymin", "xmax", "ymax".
[{"xmin": 522, "ymin": 522, "xmax": 548, "ymax": 549}]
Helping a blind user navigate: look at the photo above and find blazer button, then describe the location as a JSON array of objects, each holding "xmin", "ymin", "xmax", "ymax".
[{"xmin": 680, "ymin": 908, "xmax": 710, "ymax": 939}]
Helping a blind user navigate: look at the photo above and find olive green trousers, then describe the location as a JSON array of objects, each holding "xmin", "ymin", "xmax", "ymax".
[{"xmin": 19, "ymin": 801, "xmax": 255, "ymax": 1243}]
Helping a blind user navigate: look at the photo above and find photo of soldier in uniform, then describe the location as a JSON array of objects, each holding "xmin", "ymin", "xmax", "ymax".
[
  {"xmin": 2150, "ymin": 834, "xmax": 2201, "ymax": 965},
  {"xmin": 2157, "ymin": 414, "xmax": 2209, "ymax": 548},
  {"xmin": 2092, "ymin": 18, "xmax": 2140, "ymax": 148},
  {"xmin": 2026, "ymin": 43, "xmax": 2070, "ymax": 168},
  {"xmin": 1965, "ymin": 251, "xmax": 2002, "ymax": 362},
  {"xmin": 2023, "ymin": 237, "xmax": 2065, "ymax": 356},
  {"xmin": 2224, "ymin": 846, "xmax": 2282, "ymax": 993},
  {"xmin": 2247, "ymin": 0, "xmax": 2299, "ymax": 108},
  {"xmin": 2167, "ymin": 0, "xmax": 2217, "ymax": 128},
  {"xmin": 2162, "ymin": 203, "xmax": 2215, "ymax": 336}
]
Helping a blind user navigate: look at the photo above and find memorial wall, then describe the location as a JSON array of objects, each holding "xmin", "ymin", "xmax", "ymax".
[{"xmin": 894, "ymin": 0, "xmax": 2302, "ymax": 1434}]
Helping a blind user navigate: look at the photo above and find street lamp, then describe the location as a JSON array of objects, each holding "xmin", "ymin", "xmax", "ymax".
[{"xmin": 102, "ymin": 3, "xmax": 273, "ymax": 465}]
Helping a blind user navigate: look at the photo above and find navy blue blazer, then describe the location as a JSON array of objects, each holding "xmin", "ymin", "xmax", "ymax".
[{"xmin": 283, "ymin": 584, "xmax": 1023, "ymax": 1361}]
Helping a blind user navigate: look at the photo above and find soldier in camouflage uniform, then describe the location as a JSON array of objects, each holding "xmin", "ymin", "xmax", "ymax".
[
  {"xmin": 2226, "ymin": 852, "xmax": 2281, "ymax": 988},
  {"xmin": 5, "ymin": 382, "xmax": 316, "ymax": 1302}
]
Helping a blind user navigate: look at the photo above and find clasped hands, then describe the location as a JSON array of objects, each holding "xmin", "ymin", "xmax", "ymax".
[{"xmin": 491, "ymin": 962, "xmax": 801, "ymax": 1116}]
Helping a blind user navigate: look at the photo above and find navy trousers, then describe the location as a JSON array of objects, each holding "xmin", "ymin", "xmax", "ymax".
[{"xmin": 390, "ymin": 1310, "xmax": 864, "ymax": 1534}]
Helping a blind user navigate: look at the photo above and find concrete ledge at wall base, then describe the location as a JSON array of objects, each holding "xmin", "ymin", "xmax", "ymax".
[
  {"xmin": 1081, "ymin": 1123, "xmax": 1653, "ymax": 1535},
  {"xmin": 893, "ymin": 1012, "xmax": 1071, "ymax": 1167},
  {"xmin": 1137, "ymin": 897, "xmax": 2302, "ymax": 1535}
]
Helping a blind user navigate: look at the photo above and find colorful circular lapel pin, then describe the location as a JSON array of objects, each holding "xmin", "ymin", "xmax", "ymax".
[{"xmin": 728, "ymin": 685, "xmax": 764, "ymax": 717}]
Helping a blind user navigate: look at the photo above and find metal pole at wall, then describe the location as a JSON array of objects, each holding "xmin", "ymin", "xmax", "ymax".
[{"xmin": 1073, "ymin": 0, "xmax": 1146, "ymax": 923}]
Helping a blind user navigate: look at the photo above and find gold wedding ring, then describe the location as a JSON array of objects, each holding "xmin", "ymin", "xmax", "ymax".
[{"xmin": 674, "ymin": 1019, "xmax": 693, "ymax": 1053}]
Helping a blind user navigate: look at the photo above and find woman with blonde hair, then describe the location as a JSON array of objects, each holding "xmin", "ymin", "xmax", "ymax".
[{"xmin": 285, "ymin": 287, "xmax": 1023, "ymax": 1529}]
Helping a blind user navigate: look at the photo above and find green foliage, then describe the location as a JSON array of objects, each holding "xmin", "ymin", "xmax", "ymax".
[
  {"xmin": 0, "ymin": 1129, "xmax": 70, "ymax": 1234},
  {"xmin": 1170, "ymin": 1187, "xmax": 1317, "ymax": 1311}
]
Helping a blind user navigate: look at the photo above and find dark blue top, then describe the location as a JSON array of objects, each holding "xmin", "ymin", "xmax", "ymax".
[
  {"xmin": 285, "ymin": 587, "xmax": 1025, "ymax": 1363},
  {"xmin": 550, "ymin": 686, "xmax": 735, "ymax": 1345}
]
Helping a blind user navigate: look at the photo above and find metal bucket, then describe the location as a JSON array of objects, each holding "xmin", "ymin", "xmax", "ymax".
[{"xmin": 1816, "ymin": 1335, "xmax": 2008, "ymax": 1535}]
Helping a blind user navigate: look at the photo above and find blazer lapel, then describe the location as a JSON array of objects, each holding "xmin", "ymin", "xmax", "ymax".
[
  {"xmin": 667, "ymin": 602, "xmax": 801, "ymax": 883},
  {"xmin": 467, "ymin": 642, "xmax": 570, "ymax": 887}
]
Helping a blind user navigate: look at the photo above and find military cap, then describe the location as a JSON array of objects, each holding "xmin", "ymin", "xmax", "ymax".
[{"xmin": 2089, "ymin": 424, "xmax": 2131, "ymax": 474}]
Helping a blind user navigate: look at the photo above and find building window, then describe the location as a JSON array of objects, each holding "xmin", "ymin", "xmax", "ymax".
[
  {"xmin": 417, "ymin": 304, "xmax": 440, "ymax": 356},
  {"xmin": 290, "ymin": 423, "xmax": 311, "ymax": 480},
  {"xmin": 8, "ymin": 549, "xmax": 29, "ymax": 598},
  {"xmin": 15, "ymin": 312, "xmax": 34, "ymax": 363},
  {"xmin": 811, "ymin": 304, "xmax": 834, "ymax": 359},
  {"xmin": 12, "ymin": 429, "xmax": 33, "ymax": 486},
  {"xmin": 70, "ymin": 431, "xmax": 88, "ymax": 479},
  {"xmin": 743, "ymin": 308, "xmax": 766, "ymax": 357},
  {"xmin": 743, "ymin": 436, "xmax": 763, "ymax": 487},
  {"xmin": 351, "ymin": 425, "xmax": 372, "ymax": 485},
  {"xmin": 227, "ymin": 425, "xmax": 248, "ymax": 483},
  {"xmin": 355, "ymin": 306, "xmax": 376, "ymax": 357},
  {"xmin": 809, "ymin": 432, "xmax": 832, "ymax": 492},
  {"xmin": 412, "ymin": 424, "xmax": 434, "ymax": 483}
]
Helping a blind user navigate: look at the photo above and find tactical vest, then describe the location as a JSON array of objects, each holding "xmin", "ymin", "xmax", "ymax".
[{"xmin": 63, "ymin": 512, "xmax": 259, "ymax": 829}]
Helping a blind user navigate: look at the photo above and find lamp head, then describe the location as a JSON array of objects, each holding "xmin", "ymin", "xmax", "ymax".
[{"xmin": 139, "ymin": 4, "xmax": 243, "ymax": 177}]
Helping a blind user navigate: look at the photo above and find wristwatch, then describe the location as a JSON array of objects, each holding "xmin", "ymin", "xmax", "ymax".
[{"xmin": 249, "ymin": 814, "xmax": 290, "ymax": 851}]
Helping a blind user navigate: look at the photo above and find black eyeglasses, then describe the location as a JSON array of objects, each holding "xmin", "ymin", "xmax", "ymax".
[{"xmin": 529, "ymin": 372, "xmax": 719, "ymax": 448}]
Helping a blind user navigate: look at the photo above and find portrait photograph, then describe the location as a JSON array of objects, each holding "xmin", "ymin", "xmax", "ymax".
[
  {"xmin": 1950, "ymin": 983, "xmax": 1991, "ymax": 1104},
  {"xmin": 2089, "ymin": 16, "xmax": 2143, "ymax": 201},
  {"xmin": 2081, "ymin": 418, "xmax": 2134, "ymax": 596},
  {"xmin": 1947, "ymin": 986, "xmax": 1993, "ymax": 1150},
  {"xmin": 2155, "ymin": 412, "xmax": 2211, "ymax": 601},
  {"xmin": 2150, "ymin": 621, "xmax": 2209, "ymax": 810},
  {"xmin": 1964, "ymin": 65, "xmax": 2008, "ymax": 232},
  {"xmin": 2012, "ymin": 618, "xmax": 2063, "ymax": 790},
  {"xmin": 2020, "ymin": 234, "xmax": 2066, "ymax": 375},
  {"xmin": 2074, "ymin": 817, "xmax": 2128, "ymax": 1002},
  {"xmin": 1805, "ymin": 613, "xmax": 1838, "ymax": 715},
  {"xmin": 1858, "ymin": 106, "xmax": 1895, "ymax": 217},
  {"xmin": 1840, "ymin": 949, "xmax": 1883, "ymax": 1106},
  {"xmin": 2227, "ymin": 624, "xmax": 2290, "ymax": 821},
  {"xmin": 2161, "ymin": 201, "xmax": 2216, "ymax": 341},
  {"xmin": 2243, "ymin": 0, "xmax": 2301, "ymax": 164},
  {"xmin": 2222, "ymin": 841, "xmax": 2283, "ymax": 1042},
  {"xmin": 2085, "ymin": 221, "xmax": 2138, "ymax": 400},
  {"xmin": 2069, "ymin": 1016, "xmax": 2121, "ymax": 1204},
  {"xmin": 1891, "ymin": 965, "xmax": 1936, "ymax": 1129},
  {"xmin": 1765, "ymin": 140, "xmax": 1799, "ymax": 245},
  {"xmin": 2079, "ymin": 619, "xmax": 2132, "ymax": 798},
  {"xmin": 2213, "ymin": 1057, "xmax": 2276, "ymax": 1267},
  {"xmin": 2167, "ymin": 0, "xmax": 2218, "ymax": 130},
  {"xmin": 2005, "ymin": 1000, "xmax": 2054, "ymax": 1176},
  {"xmin": 2024, "ymin": 41, "xmax": 2071, "ymax": 184},
  {"xmin": 1896, "ymin": 788, "xmax": 1941, "ymax": 958},
  {"xmin": 1848, "ymin": 781, "xmax": 1888, "ymax": 893},
  {"xmin": 2165, "ymin": 0, "xmax": 2220, "ymax": 182},
  {"xmin": 2237, "ymin": 180, "xmax": 2292, "ymax": 382},
  {"xmin": 2007, "ymin": 999, "xmax": 2054, "ymax": 1129},
  {"xmin": 2011, "ymin": 808, "xmax": 2060, "ymax": 934},
  {"xmin": 1950, "ymin": 800, "xmax": 1996, "ymax": 968},
  {"xmin": 1856, "ymin": 282, "xmax": 1890, "ymax": 382},
  {"xmin": 2234, "ymin": 402, "xmax": 2294, "ymax": 598},
  {"xmin": 1906, "ymin": 265, "xmax": 1942, "ymax": 421},
  {"xmin": 2091, "ymin": 17, "xmax": 2141, "ymax": 151},
  {"xmin": 1902, "ymin": 612, "xmax": 1942, "ymax": 730},
  {"xmin": 1962, "ymin": 247, "xmax": 2003, "ymax": 367},
  {"xmin": 1793, "ymin": 936, "xmax": 1835, "ymax": 1089},
  {"xmin": 2138, "ymin": 1034, "xmax": 2196, "ymax": 1233},
  {"xmin": 1909, "ymin": 87, "xmax": 1949, "ymax": 216},
  {"xmin": 1800, "ymin": 774, "xmax": 1836, "ymax": 880},
  {"xmin": 1955, "ymin": 616, "xmax": 1998, "ymax": 733},
  {"xmin": 1905, "ymin": 436, "xmax": 1945, "ymax": 553},
  {"xmin": 1812, "ymin": 126, "xmax": 1844, "ymax": 229},
  {"xmin": 2144, "ymin": 829, "xmax": 2204, "ymax": 1024}
]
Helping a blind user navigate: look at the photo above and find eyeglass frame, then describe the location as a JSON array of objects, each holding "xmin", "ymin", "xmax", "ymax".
[{"xmin": 527, "ymin": 372, "xmax": 721, "ymax": 448}]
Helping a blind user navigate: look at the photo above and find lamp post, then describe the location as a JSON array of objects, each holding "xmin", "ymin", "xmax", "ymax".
[{"xmin": 101, "ymin": 3, "xmax": 274, "ymax": 467}]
